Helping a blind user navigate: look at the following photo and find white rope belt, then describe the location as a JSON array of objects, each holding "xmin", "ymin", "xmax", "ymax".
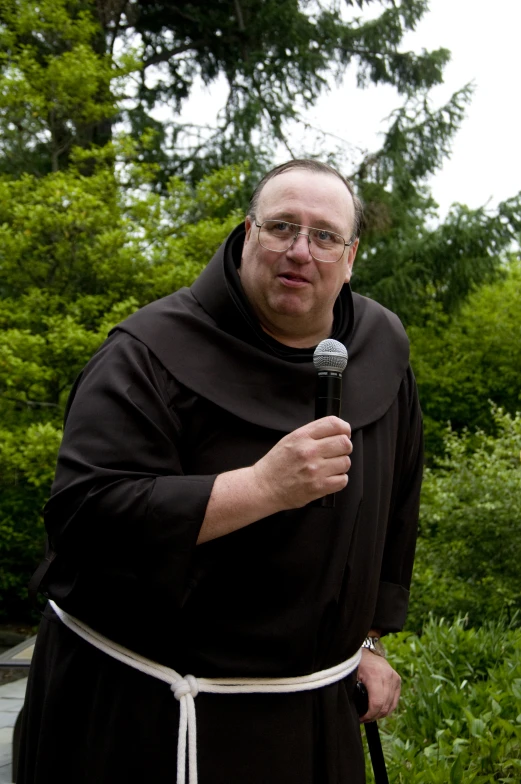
[{"xmin": 50, "ymin": 600, "xmax": 361, "ymax": 784}]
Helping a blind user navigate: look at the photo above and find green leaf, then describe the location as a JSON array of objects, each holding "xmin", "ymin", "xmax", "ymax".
[{"xmin": 450, "ymin": 754, "xmax": 464, "ymax": 784}]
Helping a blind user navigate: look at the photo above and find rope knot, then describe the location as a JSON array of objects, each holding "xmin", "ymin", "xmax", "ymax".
[{"xmin": 172, "ymin": 674, "xmax": 199, "ymax": 701}]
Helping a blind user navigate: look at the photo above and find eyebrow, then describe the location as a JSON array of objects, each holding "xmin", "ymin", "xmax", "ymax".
[{"xmin": 263, "ymin": 211, "xmax": 345, "ymax": 236}]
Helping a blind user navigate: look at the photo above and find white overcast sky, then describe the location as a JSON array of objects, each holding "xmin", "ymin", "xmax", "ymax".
[{"xmin": 179, "ymin": 0, "xmax": 521, "ymax": 221}]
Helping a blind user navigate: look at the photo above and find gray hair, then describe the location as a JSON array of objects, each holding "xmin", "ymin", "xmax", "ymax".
[{"xmin": 247, "ymin": 159, "xmax": 364, "ymax": 239}]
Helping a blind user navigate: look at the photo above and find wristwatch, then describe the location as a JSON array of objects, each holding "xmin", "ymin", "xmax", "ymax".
[{"xmin": 361, "ymin": 636, "xmax": 386, "ymax": 658}]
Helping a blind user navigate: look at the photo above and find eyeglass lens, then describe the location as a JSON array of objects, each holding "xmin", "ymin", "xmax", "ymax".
[{"xmin": 259, "ymin": 220, "xmax": 345, "ymax": 262}]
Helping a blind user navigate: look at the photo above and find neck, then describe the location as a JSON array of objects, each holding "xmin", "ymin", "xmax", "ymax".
[{"xmin": 259, "ymin": 314, "xmax": 334, "ymax": 349}]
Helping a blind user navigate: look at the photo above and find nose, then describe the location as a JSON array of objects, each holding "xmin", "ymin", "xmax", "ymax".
[{"xmin": 286, "ymin": 231, "xmax": 312, "ymax": 263}]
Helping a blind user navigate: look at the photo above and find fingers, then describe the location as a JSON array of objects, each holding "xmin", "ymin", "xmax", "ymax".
[
  {"xmin": 294, "ymin": 418, "xmax": 352, "ymax": 470},
  {"xmin": 301, "ymin": 415, "xmax": 352, "ymax": 441},
  {"xmin": 363, "ymin": 678, "xmax": 400, "ymax": 722},
  {"xmin": 361, "ymin": 684, "xmax": 400, "ymax": 722},
  {"xmin": 325, "ymin": 454, "xmax": 351, "ymax": 476},
  {"xmin": 252, "ymin": 416, "xmax": 353, "ymax": 511},
  {"xmin": 316, "ymin": 434, "xmax": 353, "ymax": 460},
  {"xmin": 357, "ymin": 651, "xmax": 401, "ymax": 723}
]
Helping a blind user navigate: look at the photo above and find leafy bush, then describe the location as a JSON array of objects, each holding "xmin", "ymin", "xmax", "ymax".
[
  {"xmin": 0, "ymin": 155, "xmax": 246, "ymax": 619},
  {"xmin": 375, "ymin": 618, "xmax": 521, "ymax": 782},
  {"xmin": 409, "ymin": 262, "xmax": 521, "ymax": 459},
  {"xmin": 407, "ymin": 408, "xmax": 521, "ymax": 631},
  {"xmin": 0, "ymin": 423, "xmax": 62, "ymax": 619}
]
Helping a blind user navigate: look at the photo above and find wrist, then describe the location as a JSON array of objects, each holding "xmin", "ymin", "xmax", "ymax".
[
  {"xmin": 361, "ymin": 635, "xmax": 386, "ymax": 658},
  {"xmin": 250, "ymin": 462, "xmax": 288, "ymax": 515},
  {"xmin": 198, "ymin": 465, "xmax": 281, "ymax": 544}
]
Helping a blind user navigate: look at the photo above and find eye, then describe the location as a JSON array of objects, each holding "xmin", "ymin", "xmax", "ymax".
[
  {"xmin": 311, "ymin": 228, "xmax": 343, "ymax": 246},
  {"xmin": 316, "ymin": 229, "xmax": 334, "ymax": 242},
  {"xmin": 270, "ymin": 221, "xmax": 293, "ymax": 233}
]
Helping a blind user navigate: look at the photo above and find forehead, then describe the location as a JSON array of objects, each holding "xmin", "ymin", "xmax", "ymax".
[{"xmin": 256, "ymin": 170, "xmax": 354, "ymax": 234}]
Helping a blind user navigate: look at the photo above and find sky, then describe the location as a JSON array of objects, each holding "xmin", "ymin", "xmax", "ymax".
[
  {"xmin": 319, "ymin": 0, "xmax": 521, "ymax": 220},
  {"xmin": 178, "ymin": 0, "xmax": 520, "ymax": 223}
]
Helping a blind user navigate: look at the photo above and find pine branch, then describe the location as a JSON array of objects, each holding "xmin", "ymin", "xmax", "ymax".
[
  {"xmin": 142, "ymin": 42, "xmax": 206, "ymax": 68},
  {"xmin": 233, "ymin": 0, "xmax": 246, "ymax": 31}
]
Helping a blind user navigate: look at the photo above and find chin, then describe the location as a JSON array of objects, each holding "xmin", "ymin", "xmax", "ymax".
[
  {"xmin": 272, "ymin": 307, "xmax": 311, "ymax": 321},
  {"xmin": 269, "ymin": 294, "xmax": 313, "ymax": 317}
]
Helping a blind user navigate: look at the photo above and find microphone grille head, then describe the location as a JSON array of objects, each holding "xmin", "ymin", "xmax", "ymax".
[{"xmin": 313, "ymin": 339, "xmax": 348, "ymax": 373}]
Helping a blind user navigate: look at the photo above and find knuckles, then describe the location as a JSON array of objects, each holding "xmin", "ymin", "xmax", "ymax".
[
  {"xmin": 329, "ymin": 416, "xmax": 352, "ymax": 438},
  {"xmin": 304, "ymin": 462, "xmax": 320, "ymax": 480},
  {"xmin": 292, "ymin": 441, "xmax": 320, "ymax": 465}
]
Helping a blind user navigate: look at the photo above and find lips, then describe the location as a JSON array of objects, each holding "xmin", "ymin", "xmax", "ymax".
[{"xmin": 278, "ymin": 271, "xmax": 311, "ymax": 286}]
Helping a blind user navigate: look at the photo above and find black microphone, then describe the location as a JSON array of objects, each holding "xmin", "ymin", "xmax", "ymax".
[{"xmin": 313, "ymin": 339, "xmax": 348, "ymax": 508}]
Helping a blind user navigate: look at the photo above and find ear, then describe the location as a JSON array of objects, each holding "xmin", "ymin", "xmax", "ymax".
[
  {"xmin": 244, "ymin": 215, "xmax": 253, "ymax": 242},
  {"xmin": 344, "ymin": 238, "xmax": 359, "ymax": 283}
]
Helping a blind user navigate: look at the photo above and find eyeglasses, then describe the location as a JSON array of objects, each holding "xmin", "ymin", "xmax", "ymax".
[{"xmin": 254, "ymin": 219, "xmax": 355, "ymax": 263}]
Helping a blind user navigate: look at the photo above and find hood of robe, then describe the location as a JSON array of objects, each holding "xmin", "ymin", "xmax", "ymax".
[{"xmin": 113, "ymin": 223, "xmax": 409, "ymax": 433}]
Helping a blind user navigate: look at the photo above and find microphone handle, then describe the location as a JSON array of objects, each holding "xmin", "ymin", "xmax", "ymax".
[
  {"xmin": 315, "ymin": 374, "xmax": 342, "ymax": 419},
  {"xmin": 315, "ymin": 372, "xmax": 342, "ymax": 508}
]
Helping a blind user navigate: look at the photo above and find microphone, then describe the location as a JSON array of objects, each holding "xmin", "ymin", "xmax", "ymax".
[{"xmin": 313, "ymin": 339, "xmax": 348, "ymax": 508}]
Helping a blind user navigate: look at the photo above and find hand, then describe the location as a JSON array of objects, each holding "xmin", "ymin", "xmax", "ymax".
[
  {"xmin": 356, "ymin": 649, "xmax": 401, "ymax": 723},
  {"xmin": 198, "ymin": 416, "xmax": 352, "ymax": 544},
  {"xmin": 252, "ymin": 416, "xmax": 352, "ymax": 511}
]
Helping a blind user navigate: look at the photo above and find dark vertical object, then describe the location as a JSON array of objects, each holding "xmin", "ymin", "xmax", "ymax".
[
  {"xmin": 355, "ymin": 682, "xmax": 390, "ymax": 784},
  {"xmin": 313, "ymin": 339, "xmax": 348, "ymax": 508},
  {"xmin": 364, "ymin": 722, "xmax": 390, "ymax": 784},
  {"xmin": 12, "ymin": 707, "xmax": 23, "ymax": 782}
]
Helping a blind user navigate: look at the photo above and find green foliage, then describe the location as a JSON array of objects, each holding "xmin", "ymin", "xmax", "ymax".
[
  {"xmin": 0, "ymin": 0, "xmax": 128, "ymax": 174},
  {"xmin": 2, "ymin": 0, "xmax": 518, "ymax": 326},
  {"xmin": 1, "ymin": 0, "xmax": 452, "ymax": 183},
  {"xmin": 410, "ymin": 260, "xmax": 521, "ymax": 456},
  {"xmin": 106, "ymin": 0, "xmax": 452, "ymax": 183},
  {"xmin": 352, "ymin": 97, "xmax": 521, "ymax": 326},
  {"xmin": 0, "ymin": 170, "xmax": 127, "ymax": 298},
  {"xmin": 407, "ymin": 409, "xmax": 521, "ymax": 631},
  {"xmin": 0, "ymin": 152, "xmax": 246, "ymax": 619},
  {"xmin": 378, "ymin": 618, "xmax": 521, "ymax": 782},
  {"xmin": 0, "ymin": 422, "xmax": 62, "ymax": 619}
]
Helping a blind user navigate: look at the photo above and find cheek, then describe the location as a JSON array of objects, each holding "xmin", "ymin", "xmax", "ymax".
[
  {"xmin": 337, "ymin": 260, "xmax": 352, "ymax": 286},
  {"xmin": 239, "ymin": 255, "xmax": 268, "ymax": 299},
  {"xmin": 321, "ymin": 267, "xmax": 348, "ymax": 295}
]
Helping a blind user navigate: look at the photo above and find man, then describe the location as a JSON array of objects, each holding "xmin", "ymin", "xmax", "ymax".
[{"xmin": 19, "ymin": 160, "xmax": 423, "ymax": 784}]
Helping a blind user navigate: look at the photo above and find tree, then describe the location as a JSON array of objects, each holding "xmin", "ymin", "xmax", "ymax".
[
  {"xmin": 0, "ymin": 150, "xmax": 245, "ymax": 619},
  {"xmin": 408, "ymin": 260, "xmax": 521, "ymax": 456},
  {"xmin": 0, "ymin": 0, "xmax": 452, "ymax": 181},
  {"xmin": 124, "ymin": 0, "xmax": 453, "ymax": 182},
  {"xmin": 0, "ymin": 0, "xmax": 123, "ymax": 175},
  {"xmin": 2, "ymin": 0, "xmax": 519, "ymax": 323},
  {"xmin": 349, "ymin": 85, "xmax": 521, "ymax": 325}
]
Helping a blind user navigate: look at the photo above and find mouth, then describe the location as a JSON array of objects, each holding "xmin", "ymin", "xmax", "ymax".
[{"xmin": 277, "ymin": 272, "xmax": 311, "ymax": 287}]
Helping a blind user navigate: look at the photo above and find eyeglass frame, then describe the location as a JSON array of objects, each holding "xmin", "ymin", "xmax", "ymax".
[{"xmin": 252, "ymin": 218, "xmax": 356, "ymax": 263}]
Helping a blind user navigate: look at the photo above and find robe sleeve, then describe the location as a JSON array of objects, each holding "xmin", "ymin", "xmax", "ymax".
[
  {"xmin": 371, "ymin": 365, "xmax": 424, "ymax": 633},
  {"xmin": 44, "ymin": 330, "xmax": 217, "ymax": 611}
]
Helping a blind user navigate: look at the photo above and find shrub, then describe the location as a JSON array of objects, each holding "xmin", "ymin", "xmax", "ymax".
[
  {"xmin": 407, "ymin": 409, "xmax": 521, "ymax": 631},
  {"xmin": 373, "ymin": 618, "xmax": 521, "ymax": 782}
]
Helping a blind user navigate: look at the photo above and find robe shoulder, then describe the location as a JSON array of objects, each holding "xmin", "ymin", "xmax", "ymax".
[
  {"xmin": 345, "ymin": 291, "xmax": 411, "ymax": 426},
  {"xmin": 111, "ymin": 285, "xmax": 411, "ymax": 433}
]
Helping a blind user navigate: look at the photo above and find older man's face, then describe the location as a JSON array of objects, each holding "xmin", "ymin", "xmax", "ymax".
[{"xmin": 239, "ymin": 170, "xmax": 358, "ymax": 347}]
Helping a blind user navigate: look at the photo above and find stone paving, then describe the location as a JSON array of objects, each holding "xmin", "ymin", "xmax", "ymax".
[{"xmin": 0, "ymin": 677, "xmax": 26, "ymax": 784}]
